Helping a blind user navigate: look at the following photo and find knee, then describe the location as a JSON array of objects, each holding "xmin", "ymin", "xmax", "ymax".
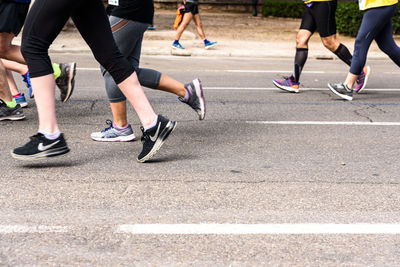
[
  {"xmin": 353, "ymin": 38, "xmax": 364, "ymax": 54},
  {"xmin": 321, "ymin": 38, "xmax": 337, "ymax": 51},
  {"xmin": 181, "ymin": 20, "xmax": 190, "ymax": 28},
  {"xmin": 196, "ymin": 21, "xmax": 203, "ymax": 28},
  {"xmin": 296, "ymin": 34, "xmax": 308, "ymax": 48},
  {"xmin": 21, "ymin": 37, "xmax": 49, "ymax": 60},
  {"xmin": 0, "ymin": 42, "xmax": 10, "ymax": 57},
  {"xmin": 377, "ymin": 43, "xmax": 390, "ymax": 55},
  {"xmin": 377, "ymin": 41, "xmax": 397, "ymax": 56}
]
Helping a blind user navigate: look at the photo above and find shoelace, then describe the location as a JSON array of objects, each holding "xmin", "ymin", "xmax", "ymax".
[
  {"xmin": 140, "ymin": 126, "xmax": 149, "ymax": 143},
  {"xmin": 23, "ymin": 134, "xmax": 42, "ymax": 148},
  {"xmin": 101, "ymin": 119, "xmax": 114, "ymax": 133}
]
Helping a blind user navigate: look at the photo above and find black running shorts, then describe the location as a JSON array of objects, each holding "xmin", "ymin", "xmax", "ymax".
[
  {"xmin": 300, "ymin": 0, "xmax": 337, "ymax": 38},
  {"xmin": 0, "ymin": 0, "xmax": 29, "ymax": 35},
  {"xmin": 184, "ymin": 2, "xmax": 199, "ymax": 15}
]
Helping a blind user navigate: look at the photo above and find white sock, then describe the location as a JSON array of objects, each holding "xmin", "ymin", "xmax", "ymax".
[
  {"xmin": 144, "ymin": 116, "xmax": 158, "ymax": 131},
  {"xmin": 39, "ymin": 130, "xmax": 61, "ymax": 140}
]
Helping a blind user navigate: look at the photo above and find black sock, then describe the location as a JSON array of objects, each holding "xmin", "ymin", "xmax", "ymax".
[
  {"xmin": 334, "ymin": 43, "xmax": 352, "ymax": 66},
  {"xmin": 293, "ymin": 48, "xmax": 308, "ymax": 83}
]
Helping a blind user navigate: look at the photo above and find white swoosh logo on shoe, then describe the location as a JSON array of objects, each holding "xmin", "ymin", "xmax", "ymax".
[
  {"xmin": 38, "ymin": 140, "xmax": 60, "ymax": 151},
  {"xmin": 149, "ymin": 123, "xmax": 161, "ymax": 142}
]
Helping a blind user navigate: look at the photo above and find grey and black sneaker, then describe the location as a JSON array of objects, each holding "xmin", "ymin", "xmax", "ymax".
[
  {"xmin": 91, "ymin": 120, "xmax": 136, "ymax": 142},
  {"xmin": 137, "ymin": 115, "xmax": 177, "ymax": 163},
  {"xmin": 179, "ymin": 78, "xmax": 206, "ymax": 120},
  {"xmin": 56, "ymin": 62, "xmax": 76, "ymax": 102},
  {"xmin": 11, "ymin": 133, "xmax": 70, "ymax": 160},
  {"xmin": 328, "ymin": 83, "xmax": 353, "ymax": 101},
  {"xmin": 0, "ymin": 100, "xmax": 25, "ymax": 121}
]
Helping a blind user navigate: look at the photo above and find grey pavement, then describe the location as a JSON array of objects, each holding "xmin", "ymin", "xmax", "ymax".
[{"xmin": 1, "ymin": 54, "xmax": 400, "ymax": 265}]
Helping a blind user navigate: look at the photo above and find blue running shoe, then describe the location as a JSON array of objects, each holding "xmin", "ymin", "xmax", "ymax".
[
  {"xmin": 204, "ymin": 40, "xmax": 217, "ymax": 49},
  {"xmin": 172, "ymin": 41, "xmax": 185, "ymax": 50},
  {"xmin": 14, "ymin": 93, "xmax": 27, "ymax": 108},
  {"xmin": 21, "ymin": 72, "xmax": 33, "ymax": 98}
]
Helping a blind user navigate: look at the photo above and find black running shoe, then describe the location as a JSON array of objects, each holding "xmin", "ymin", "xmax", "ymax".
[
  {"xmin": 328, "ymin": 83, "xmax": 353, "ymax": 101},
  {"xmin": 137, "ymin": 115, "xmax": 177, "ymax": 163},
  {"xmin": 56, "ymin": 62, "xmax": 76, "ymax": 102},
  {"xmin": 0, "ymin": 100, "xmax": 25, "ymax": 121},
  {"xmin": 11, "ymin": 133, "xmax": 70, "ymax": 160}
]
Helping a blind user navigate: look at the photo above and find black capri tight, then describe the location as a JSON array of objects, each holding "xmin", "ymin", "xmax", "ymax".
[{"xmin": 21, "ymin": 0, "xmax": 134, "ymax": 84}]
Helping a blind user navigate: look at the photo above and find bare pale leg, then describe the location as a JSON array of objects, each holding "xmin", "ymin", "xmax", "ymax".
[
  {"xmin": 117, "ymin": 72, "xmax": 157, "ymax": 128},
  {"xmin": 31, "ymin": 74, "xmax": 59, "ymax": 134}
]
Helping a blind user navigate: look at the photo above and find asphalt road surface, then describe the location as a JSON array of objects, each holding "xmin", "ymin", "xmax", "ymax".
[{"xmin": 1, "ymin": 54, "xmax": 400, "ymax": 265}]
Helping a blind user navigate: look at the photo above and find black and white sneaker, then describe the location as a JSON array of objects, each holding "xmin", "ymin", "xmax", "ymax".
[
  {"xmin": 0, "ymin": 100, "xmax": 25, "ymax": 121},
  {"xmin": 56, "ymin": 62, "xmax": 76, "ymax": 103},
  {"xmin": 328, "ymin": 83, "xmax": 353, "ymax": 101},
  {"xmin": 137, "ymin": 115, "xmax": 177, "ymax": 163},
  {"xmin": 11, "ymin": 133, "xmax": 70, "ymax": 160},
  {"xmin": 180, "ymin": 78, "xmax": 206, "ymax": 120}
]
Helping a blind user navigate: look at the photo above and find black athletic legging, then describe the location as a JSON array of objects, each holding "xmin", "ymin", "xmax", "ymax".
[
  {"xmin": 21, "ymin": 0, "xmax": 134, "ymax": 84},
  {"xmin": 350, "ymin": 3, "xmax": 400, "ymax": 75}
]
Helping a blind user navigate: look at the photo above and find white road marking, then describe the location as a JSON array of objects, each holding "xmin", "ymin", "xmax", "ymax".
[
  {"xmin": 77, "ymin": 67, "xmax": 99, "ymax": 71},
  {"xmin": 2, "ymin": 224, "xmax": 400, "ymax": 234},
  {"xmin": 77, "ymin": 86, "xmax": 400, "ymax": 92},
  {"xmin": 204, "ymin": 87, "xmax": 400, "ymax": 91},
  {"xmin": 246, "ymin": 121, "xmax": 400, "ymax": 126},
  {"xmin": 116, "ymin": 224, "xmax": 400, "ymax": 235},
  {"xmin": 226, "ymin": 70, "xmax": 326, "ymax": 74},
  {"xmin": 0, "ymin": 225, "xmax": 68, "ymax": 233}
]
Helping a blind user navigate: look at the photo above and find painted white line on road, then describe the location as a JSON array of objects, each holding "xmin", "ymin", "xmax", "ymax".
[
  {"xmin": 117, "ymin": 224, "xmax": 400, "ymax": 234},
  {"xmin": 0, "ymin": 225, "xmax": 68, "ymax": 234},
  {"xmin": 77, "ymin": 67, "xmax": 99, "ymax": 71},
  {"xmin": 77, "ymin": 86, "xmax": 400, "ymax": 92},
  {"xmin": 227, "ymin": 70, "xmax": 326, "ymax": 74},
  {"xmin": 204, "ymin": 87, "xmax": 400, "ymax": 91},
  {"xmin": 246, "ymin": 121, "xmax": 400, "ymax": 126}
]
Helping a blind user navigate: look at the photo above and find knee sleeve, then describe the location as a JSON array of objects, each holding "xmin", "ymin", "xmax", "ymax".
[
  {"xmin": 136, "ymin": 68, "xmax": 162, "ymax": 89},
  {"xmin": 103, "ymin": 69, "xmax": 126, "ymax": 103}
]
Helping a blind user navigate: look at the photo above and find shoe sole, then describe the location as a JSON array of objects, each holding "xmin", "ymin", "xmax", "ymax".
[
  {"xmin": 171, "ymin": 46, "xmax": 184, "ymax": 50},
  {"xmin": 327, "ymin": 83, "xmax": 353, "ymax": 101},
  {"xmin": 137, "ymin": 120, "xmax": 177, "ymax": 163},
  {"xmin": 205, "ymin": 43, "xmax": 217, "ymax": 50},
  {"xmin": 193, "ymin": 78, "xmax": 206, "ymax": 120},
  {"xmin": 91, "ymin": 133, "xmax": 136, "ymax": 142},
  {"xmin": 272, "ymin": 80, "xmax": 299, "ymax": 93},
  {"xmin": 11, "ymin": 146, "xmax": 70, "ymax": 161},
  {"xmin": 355, "ymin": 66, "xmax": 371, "ymax": 94},
  {"xmin": 0, "ymin": 114, "xmax": 26, "ymax": 121},
  {"xmin": 61, "ymin": 62, "xmax": 76, "ymax": 103}
]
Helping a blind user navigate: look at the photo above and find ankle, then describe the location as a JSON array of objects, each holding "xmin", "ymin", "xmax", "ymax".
[
  {"xmin": 113, "ymin": 122, "xmax": 129, "ymax": 129},
  {"xmin": 143, "ymin": 115, "xmax": 158, "ymax": 131}
]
